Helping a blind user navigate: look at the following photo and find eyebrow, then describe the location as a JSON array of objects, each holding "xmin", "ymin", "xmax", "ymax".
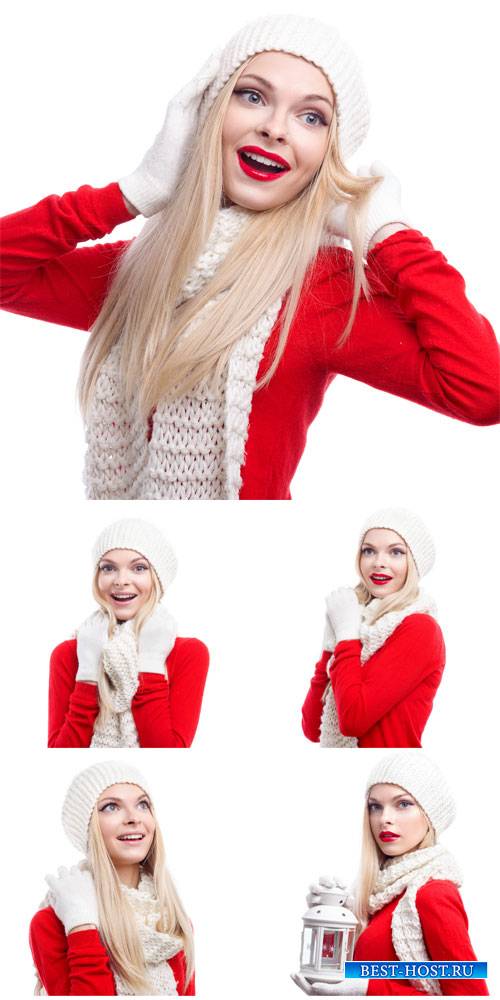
[
  {"xmin": 98, "ymin": 794, "xmax": 150, "ymax": 804},
  {"xmin": 237, "ymin": 73, "xmax": 334, "ymax": 110},
  {"xmin": 368, "ymin": 793, "xmax": 414, "ymax": 804},
  {"xmin": 99, "ymin": 556, "xmax": 149, "ymax": 565}
]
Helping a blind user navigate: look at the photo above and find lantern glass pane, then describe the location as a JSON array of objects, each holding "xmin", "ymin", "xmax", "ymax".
[
  {"xmin": 301, "ymin": 927, "xmax": 318, "ymax": 967},
  {"xmin": 320, "ymin": 931, "xmax": 342, "ymax": 969},
  {"xmin": 345, "ymin": 929, "xmax": 355, "ymax": 962}
]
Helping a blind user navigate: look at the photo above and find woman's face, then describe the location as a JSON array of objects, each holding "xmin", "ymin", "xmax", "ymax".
[
  {"xmin": 222, "ymin": 50, "xmax": 334, "ymax": 211},
  {"xmin": 359, "ymin": 529, "xmax": 409, "ymax": 598},
  {"xmin": 96, "ymin": 783, "xmax": 155, "ymax": 867},
  {"xmin": 96, "ymin": 548, "xmax": 153, "ymax": 620},
  {"xmin": 368, "ymin": 783, "xmax": 430, "ymax": 858}
]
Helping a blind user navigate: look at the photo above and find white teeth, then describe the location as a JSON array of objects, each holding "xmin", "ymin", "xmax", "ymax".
[
  {"xmin": 119, "ymin": 834, "xmax": 143, "ymax": 841},
  {"xmin": 243, "ymin": 151, "xmax": 285, "ymax": 170}
]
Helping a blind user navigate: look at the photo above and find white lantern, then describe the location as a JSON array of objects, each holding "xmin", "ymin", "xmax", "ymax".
[{"xmin": 298, "ymin": 878, "xmax": 358, "ymax": 986}]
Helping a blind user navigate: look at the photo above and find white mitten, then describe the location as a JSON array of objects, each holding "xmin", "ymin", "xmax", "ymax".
[
  {"xmin": 327, "ymin": 160, "xmax": 411, "ymax": 257},
  {"xmin": 138, "ymin": 605, "xmax": 177, "ymax": 675},
  {"xmin": 119, "ymin": 50, "xmax": 222, "ymax": 217},
  {"xmin": 291, "ymin": 974, "xmax": 368, "ymax": 996},
  {"xmin": 45, "ymin": 864, "xmax": 99, "ymax": 935},
  {"xmin": 306, "ymin": 875, "xmax": 348, "ymax": 908},
  {"xmin": 325, "ymin": 589, "xmax": 362, "ymax": 644},
  {"xmin": 76, "ymin": 612, "xmax": 109, "ymax": 683}
]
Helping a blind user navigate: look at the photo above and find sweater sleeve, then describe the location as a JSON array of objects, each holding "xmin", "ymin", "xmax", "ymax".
[
  {"xmin": 0, "ymin": 182, "xmax": 134, "ymax": 330},
  {"xmin": 169, "ymin": 949, "xmax": 195, "ymax": 996},
  {"xmin": 316, "ymin": 229, "xmax": 499, "ymax": 426},
  {"xmin": 131, "ymin": 637, "xmax": 210, "ymax": 748},
  {"xmin": 48, "ymin": 639, "xmax": 99, "ymax": 748},
  {"xmin": 330, "ymin": 615, "xmax": 444, "ymax": 738},
  {"xmin": 29, "ymin": 907, "xmax": 116, "ymax": 996},
  {"xmin": 416, "ymin": 880, "xmax": 489, "ymax": 995},
  {"xmin": 301, "ymin": 650, "xmax": 331, "ymax": 742}
]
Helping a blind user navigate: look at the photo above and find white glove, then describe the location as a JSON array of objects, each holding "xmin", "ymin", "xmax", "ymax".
[
  {"xmin": 76, "ymin": 612, "xmax": 108, "ymax": 683},
  {"xmin": 306, "ymin": 875, "xmax": 348, "ymax": 908},
  {"xmin": 138, "ymin": 605, "xmax": 176, "ymax": 675},
  {"xmin": 45, "ymin": 864, "xmax": 99, "ymax": 935},
  {"xmin": 327, "ymin": 160, "xmax": 411, "ymax": 258},
  {"xmin": 119, "ymin": 50, "xmax": 222, "ymax": 217},
  {"xmin": 291, "ymin": 973, "xmax": 368, "ymax": 996},
  {"xmin": 325, "ymin": 589, "xmax": 362, "ymax": 644}
]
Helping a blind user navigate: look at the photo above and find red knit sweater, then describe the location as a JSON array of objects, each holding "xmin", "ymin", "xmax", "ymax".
[
  {"xmin": 1, "ymin": 184, "xmax": 498, "ymax": 499},
  {"xmin": 48, "ymin": 636, "xmax": 209, "ymax": 748},
  {"xmin": 29, "ymin": 906, "xmax": 195, "ymax": 996},
  {"xmin": 353, "ymin": 880, "xmax": 488, "ymax": 995},
  {"xmin": 302, "ymin": 614, "xmax": 445, "ymax": 747}
]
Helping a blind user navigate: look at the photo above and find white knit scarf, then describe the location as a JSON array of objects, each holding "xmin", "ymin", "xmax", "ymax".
[
  {"xmin": 81, "ymin": 610, "xmax": 177, "ymax": 748},
  {"xmin": 368, "ymin": 844, "xmax": 462, "ymax": 996},
  {"xmin": 319, "ymin": 592, "xmax": 438, "ymax": 747},
  {"xmin": 38, "ymin": 867, "xmax": 183, "ymax": 997},
  {"xmin": 83, "ymin": 205, "xmax": 283, "ymax": 500}
]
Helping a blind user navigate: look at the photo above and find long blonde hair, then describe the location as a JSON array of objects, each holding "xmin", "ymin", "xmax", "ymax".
[
  {"xmin": 87, "ymin": 802, "xmax": 194, "ymax": 995},
  {"xmin": 92, "ymin": 561, "xmax": 162, "ymax": 727},
  {"xmin": 79, "ymin": 60, "xmax": 379, "ymax": 419},
  {"xmin": 354, "ymin": 796, "xmax": 436, "ymax": 930}
]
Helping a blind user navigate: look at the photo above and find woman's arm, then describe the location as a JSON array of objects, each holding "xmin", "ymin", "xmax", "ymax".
[
  {"xmin": 30, "ymin": 907, "xmax": 116, "ymax": 996},
  {"xmin": 330, "ymin": 614, "xmax": 444, "ymax": 738},
  {"xmin": 315, "ymin": 229, "xmax": 499, "ymax": 426},
  {"xmin": 0, "ymin": 182, "xmax": 134, "ymax": 330},
  {"xmin": 416, "ymin": 880, "xmax": 489, "ymax": 995},
  {"xmin": 169, "ymin": 949, "xmax": 195, "ymax": 996},
  {"xmin": 48, "ymin": 640, "xmax": 99, "ymax": 748},
  {"xmin": 301, "ymin": 650, "xmax": 331, "ymax": 742},
  {"xmin": 131, "ymin": 637, "xmax": 209, "ymax": 748}
]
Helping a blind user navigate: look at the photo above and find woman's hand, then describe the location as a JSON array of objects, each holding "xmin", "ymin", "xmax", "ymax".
[
  {"xmin": 291, "ymin": 973, "xmax": 368, "ymax": 996},
  {"xmin": 45, "ymin": 865, "xmax": 99, "ymax": 935},
  {"xmin": 138, "ymin": 605, "xmax": 175, "ymax": 675},
  {"xmin": 119, "ymin": 50, "xmax": 222, "ymax": 217},
  {"xmin": 76, "ymin": 612, "xmax": 109, "ymax": 684},
  {"xmin": 325, "ymin": 589, "xmax": 362, "ymax": 644},
  {"xmin": 306, "ymin": 875, "xmax": 348, "ymax": 908},
  {"xmin": 327, "ymin": 161, "xmax": 411, "ymax": 257}
]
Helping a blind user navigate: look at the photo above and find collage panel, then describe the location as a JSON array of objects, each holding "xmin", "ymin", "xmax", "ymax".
[{"xmin": 1, "ymin": 0, "xmax": 498, "ymax": 997}]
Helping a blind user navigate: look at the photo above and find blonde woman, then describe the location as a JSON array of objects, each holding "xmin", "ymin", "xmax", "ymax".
[
  {"xmin": 302, "ymin": 509, "xmax": 444, "ymax": 747},
  {"xmin": 292, "ymin": 752, "xmax": 488, "ymax": 996},
  {"xmin": 30, "ymin": 760, "xmax": 195, "ymax": 995},
  {"xmin": 48, "ymin": 518, "xmax": 209, "ymax": 748},
  {"xmin": 1, "ymin": 15, "xmax": 498, "ymax": 500}
]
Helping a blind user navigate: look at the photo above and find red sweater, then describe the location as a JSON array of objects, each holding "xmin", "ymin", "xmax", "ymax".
[
  {"xmin": 30, "ymin": 906, "xmax": 195, "ymax": 996},
  {"xmin": 353, "ymin": 880, "xmax": 488, "ymax": 995},
  {"xmin": 302, "ymin": 614, "xmax": 445, "ymax": 747},
  {"xmin": 1, "ymin": 184, "xmax": 498, "ymax": 499},
  {"xmin": 49, "ymin": 636, "xmax": 209, "ymax": 748}
]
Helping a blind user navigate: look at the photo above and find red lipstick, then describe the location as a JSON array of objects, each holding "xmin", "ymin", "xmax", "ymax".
[
  {"xmin": 237, "ymin": 145, "xmax": 291, "ymax": 182},
  {"xmin": 379, "ymin": 831, "xmax": 400, "ymax": 842},
  {"xmin": 370, "ymin": 574, "xmax": 393, "ymax": 585}
]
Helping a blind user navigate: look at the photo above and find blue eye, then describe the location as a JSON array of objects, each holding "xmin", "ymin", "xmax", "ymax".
[
  {"xmin": 300, "ymin": 111, "xmax": 326, "ymax": 127},
  {"xmin": 99, "ymin": 802, "xmax": 117, "ymax": 812},
  {"xmin": 367, "ymin": 802, "xmax": 381, "ymax": 812},
  {"xmin": 99, "ymin": 564, "xmax": 114, "ymax": 573},
  {"xmin": 138, "ymin": 799, "xmax": 151, "ymax": 810},
  {"xmin": 133, "ymin": 564, "xmax": 149, "ymax": 573},
  {"xmin": 398, "ymin": 800, "xmax": 414, "ymax": 808},
  {"xmin": 235, "ymin": 88, "xmax": 263, "ymax": 105}
]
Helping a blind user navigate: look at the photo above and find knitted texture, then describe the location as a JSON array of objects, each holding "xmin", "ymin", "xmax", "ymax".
[
  {"xmin": 358, "ymin": 508, "xmax": 435, "ymax": 578},
  {"xmin": 62, "ymin": 761, "xmax": 151, "ymax": 854},
  {"xmin": 368, "ymin": 845, "xmax": 462, "ymax": 996},
  {"xmin": 93, "ymin": 519, "xmax": 177, "ymax": 594},
  {"xmin": 366, "ymin": 751, "xmax": 456, "ymax": 835},
  {"xmin": 320, "ymin": 592, "xmax": 437, "ymax": 747},
  {"xmin": 115, "ymin": 872, "xmax": 182, "ymax": 996},
  {"xmin": 83, "ymin": 205, "xmax": 282, "ymax": 500},
  {"xmin": 200, "ymin": 14, "xmax": 370, "ymax": 160}
]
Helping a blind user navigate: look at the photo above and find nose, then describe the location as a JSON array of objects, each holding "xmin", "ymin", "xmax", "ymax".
[
  {"xmin": 115, "ymin": 566, "xmax": 132, "ymax": 586},
  {"xmin": 257, "ymin": 107, "xmax": 288, "ymax": 144},
  {"xmin": 379, "ymin": 804, "xmax": 395, "ymax": 825}
]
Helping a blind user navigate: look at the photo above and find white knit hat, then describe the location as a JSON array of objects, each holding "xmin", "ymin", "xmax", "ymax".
[
  {"xmin": 366, "ymin": 752, "xmax": 456, "ymax": 835},
  {"xmin": 93, "ymin": 518, "xmax": 177, "ymax": 596},
  {"xmin": 359, "ymin": 507, "xmax": 435, "ymax": 578},
  {"xmin": 200, "ymin": 15, "xmax": 370, "ymax": 160},
  {"xmin": 62, "ymin": 761, "xmax": 152, "ymax": 853}
]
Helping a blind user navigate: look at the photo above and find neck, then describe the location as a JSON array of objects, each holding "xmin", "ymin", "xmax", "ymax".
[{"xmin": 114, "ymin": 862, "xmax": 141, "ymax": 888}]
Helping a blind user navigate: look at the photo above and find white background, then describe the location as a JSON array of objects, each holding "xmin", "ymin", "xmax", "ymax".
[{"xmin": 1, "ymin": 0, "xmax": 499, "ymax": 997}]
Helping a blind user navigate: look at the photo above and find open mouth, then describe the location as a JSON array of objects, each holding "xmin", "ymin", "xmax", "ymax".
[
  {"xmin": 370, "ymin": 574, "xmax": 393, "ymax": 585},
  {"xmin": 237, "ymin": 146, "xmax": 291, "ymax": 182},
  {"xmin": 111, "ymin": 593, "xmax": 137, "ymax": 604},
  {"xmin": 117, "ymin": 833, "xmax": 145, "ymax": 842}
]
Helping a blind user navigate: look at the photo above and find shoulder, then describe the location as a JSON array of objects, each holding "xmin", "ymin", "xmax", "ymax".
[
  {"xmin": 168, "ymin": 637, "xmax": 210, "ymax": 669},
  {"xmin": 50, "ymin": 638, "xmax": 78, "ymax": 667},
  {"xmin": 30, "ymin": 905, "xmax": 65, "ymax": 944},
  {"xmin": 416, "ymin": 879, "xmax": 466, "ymax": 918},
  {"xmin": 394, "ymin": 613, "xmax": 443, "ymax": 644}
]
